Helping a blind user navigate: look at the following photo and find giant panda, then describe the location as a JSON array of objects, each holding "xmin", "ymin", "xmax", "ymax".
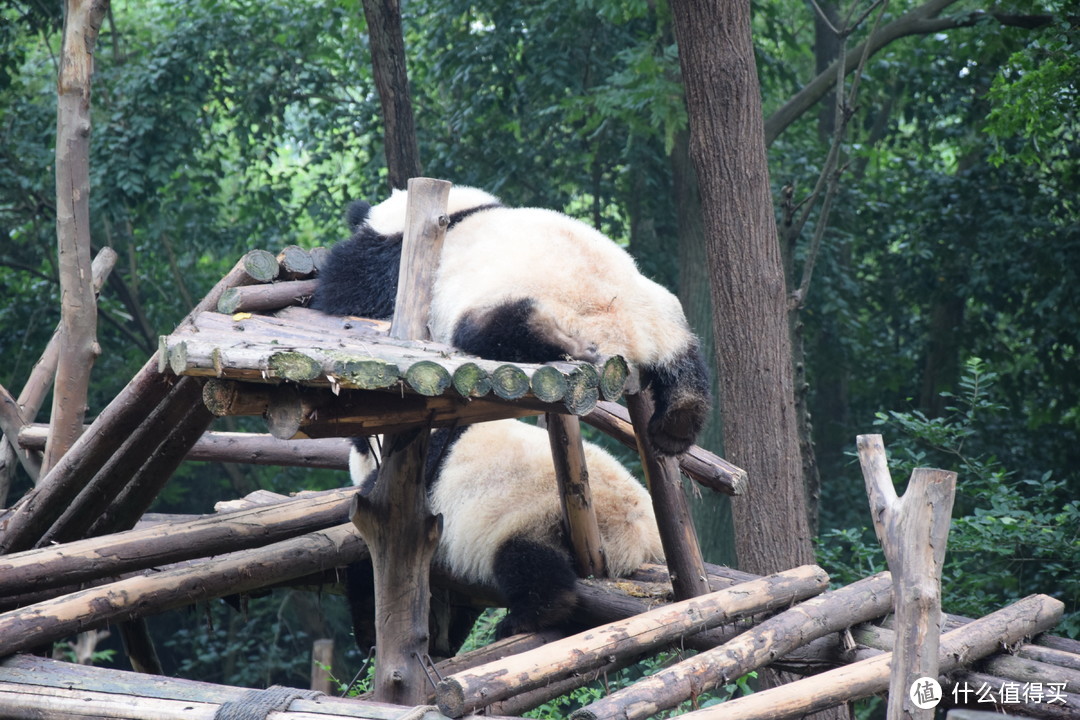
[
  {"xmin": 349, "ymin": 419, "xmax": 664, "ymax": 642},
  {"xmin": 311, "ymin": 185, "xmax": 710, "ymax": 456}
]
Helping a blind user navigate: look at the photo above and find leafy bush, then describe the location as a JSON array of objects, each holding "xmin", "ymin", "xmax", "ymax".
[{"xmin": 817, "ymin": 358, "xmax": 1080, "ymax": 637}]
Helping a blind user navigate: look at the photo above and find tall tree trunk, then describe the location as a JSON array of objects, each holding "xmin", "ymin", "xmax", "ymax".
[
  {"xmin": 670, "ymin": 0, "xmax": 813, "ymax": 576},
  {"xmin": 43, "ymin": 0, "xmax": 110, "ymax": 476},
  {"xmin": 672, "ymin": 4, "xmax": 844, "ymax": 714},
  {"xmin": 362, "ymin": 0, "xmax": 422, "ymax": 190}
]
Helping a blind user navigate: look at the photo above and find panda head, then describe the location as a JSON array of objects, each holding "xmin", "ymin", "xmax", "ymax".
[{"xmin": 364, "ymin": 185, "xmax": 502, "ymax": 236}]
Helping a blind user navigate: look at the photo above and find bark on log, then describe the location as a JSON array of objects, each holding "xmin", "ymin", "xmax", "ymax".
[
  {"xmin": 19, "ymin": 425, "xmax": 353, "ymax": 470},
  {"xmin": 215, "ymin": 278, "xmax": 319, "ymax": 314},
  {"xmin": 573, "ymin": 571, "xmax": 895, "ymax": 720},
  {"xmin": 626, "ymin": 391, "xmax": 709, "ymax": 600},
  {"xmin": 673, "ymin": 593, "xmax": 1064, "ymax": 720},
  {"xmin": 435, "ymin": 565, "xmax": 830, "ymax": 717},
  {"xmin": 584, "ymin": 400, "xmax": 746, "ymax": 495},
  {"xmin": 858, "ymin": 433, "xmax": 957, "ymax": 720},
  {"xmin": 43, "ymin": 0, "xmax": 111, "ymax": 476},
  {"xmin": 0, "ymin": 487, "xmax": 356, "ymax": 598},
  {"xmin": 0, "ymin": 252, "xmax": 269, "ymax": 554},
  {"xmin": 0, "ymin": 523, "xmax": 369, "ymax": 658},
  {"xmin": 546, "ymin": 413, "xmax": 606, "ymax": 577}
]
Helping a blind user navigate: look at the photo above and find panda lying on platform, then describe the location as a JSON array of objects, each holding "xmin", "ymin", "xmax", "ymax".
[
  {"xmin": 311, "ymin": 185, "xmax": 710, "ymax": 456},
  {"xmin": 350, "ymin": 420, "xmax": 664, "ymax": 640}
]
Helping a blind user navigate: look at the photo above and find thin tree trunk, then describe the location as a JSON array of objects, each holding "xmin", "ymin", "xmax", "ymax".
[
  {"xmin": 361, "ymin": 0, "xmax": 422, "ymax": 189},
  {"xmin": 44, "ymin": 0, "xmax": 110, "ymax": 475}
]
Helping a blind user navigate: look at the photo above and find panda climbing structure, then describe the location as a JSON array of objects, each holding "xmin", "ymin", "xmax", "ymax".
[{"xmin": 311, "ymin": 185, "xmax": 708, "ymax": 640}]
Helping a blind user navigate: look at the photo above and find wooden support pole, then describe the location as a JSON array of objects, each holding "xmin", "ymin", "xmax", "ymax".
[
  {"xmin": 858, "ymin": 434, "xmax": 957, "ymax": 720},
  {"xmin": 671, "ymin": 593, "xmax": 1064, "ymax": 720},
  {"xmin": 0, "ymin": 523, "xmax": 369, "ymax": 658},
  {"xmin": 350, "ymin": 177, "xmax": 450, "ymax": 706},
  {"xmin": 435, "ymin": 565, "xmax": 830, "ymax": 717},
  {"xmin": 625, "ymin": 390, "xmax": 710, "ymax": 600},
  {"xmin": 546, "ymin": 412, "xmax": 606, "ymax": 578},
  {"xmin": 573, "ymin": 571, "xmax": 895, "ymax": 720}
]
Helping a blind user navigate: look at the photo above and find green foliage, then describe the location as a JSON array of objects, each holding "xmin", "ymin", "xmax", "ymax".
[{"xmin": 817, "ymin": 359, "xmax": 1080, "ymax": 637}]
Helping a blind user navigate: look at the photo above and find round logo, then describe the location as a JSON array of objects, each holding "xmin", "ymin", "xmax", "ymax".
[{"xmin": 909, "ymin": 677, "xmax": 942, "ymax": 709}]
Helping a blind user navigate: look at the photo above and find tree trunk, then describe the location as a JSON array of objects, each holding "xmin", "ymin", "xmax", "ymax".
[
  {"xmin": 44, "ymin": 0, "xmax": 110, "ymax": 475},
  {"xmin": 669, "ymin": 0, "xmax": 813, "ymax": 577},
  {"xmin": 361, "ymin": 0, "xmax": 422, "ymax": 189}
]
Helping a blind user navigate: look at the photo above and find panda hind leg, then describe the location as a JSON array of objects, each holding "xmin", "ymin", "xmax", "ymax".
[
  {"xmin": 491, "ymin": 537, "xmax": 579, "ymax": 638},
  {"xmin": 452, "ymin": 298, "xmax": 598, "ymax": 364},
  {"xmin": 645, "ymin": 342, "xmax": 712, "ymax": 456}
]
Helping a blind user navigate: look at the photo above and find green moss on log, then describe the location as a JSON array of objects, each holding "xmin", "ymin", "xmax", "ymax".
[
  {"xmin": 530, "ymin": 366, "xmax": 568, "ymax": 403},
  {"xmin": 405, "ymin": 361, "xmax": 453, "ymax": 396},
  {"xmin": 269, "ymin": 352, "xmax": 322, "ymax": 382},
  {"xmin": 242, "ymin": 249, "xmax": 279, "ymax": 283},
  {"xmin": 453, "ymin": 362, "xmax": 491, "ymax": 397},
  {"xmin": 336, "ymin": 358, "xmax": 400, "ymax": 389},
  {"xmin": 490, "ymin": 365, "xmax": 530, "ymax": 400},
  {"xmin": 599, "ymin": 356, "xmax": 629, "ymax": 401}
]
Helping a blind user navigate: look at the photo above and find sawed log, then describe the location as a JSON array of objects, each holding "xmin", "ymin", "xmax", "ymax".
[
  {"xmin": 573, "ymin": 571, "xmax": 895, "ymax": 720},
  {"xmin": 546, "ymin": 412, "xmax": 605, "ymax": 577},
  {"xmin": 435, "ymin": 564, "xmax": 830, "ymax": 717},
  {"xmin": 0, "ymin": 523, "xmax": 369, "ymax": 658},
  {"xmin": 671, "ymin": 593, "xmax": 1064, "ymax": 720}
]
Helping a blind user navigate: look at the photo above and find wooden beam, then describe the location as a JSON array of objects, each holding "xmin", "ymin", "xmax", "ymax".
[
  {"xmin": 546, "ymin": 413, "xmax": 606, "ymax": 578},
  {"xmin": 435, "ymin": 565, "xmax": 830, "ymax": 717}
]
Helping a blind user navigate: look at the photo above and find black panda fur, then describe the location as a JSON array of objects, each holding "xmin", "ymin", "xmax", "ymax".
[
  {"xmin": 310, "ymin": 185, "xmax": 710, "ymax": 456},
  {"xmin": 349, "ymin": 419, "xmax": 663, "ymax": 642}
]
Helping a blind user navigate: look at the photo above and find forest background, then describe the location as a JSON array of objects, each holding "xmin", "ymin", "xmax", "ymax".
[{"xmin": 1, "ymin": 0, "xmax": 1077, "ymax": 694}]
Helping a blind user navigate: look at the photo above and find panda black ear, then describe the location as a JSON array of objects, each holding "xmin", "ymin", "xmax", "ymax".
[{"xmin": 346, "ymin": 200, "xmax": 373, "ymax": 231}]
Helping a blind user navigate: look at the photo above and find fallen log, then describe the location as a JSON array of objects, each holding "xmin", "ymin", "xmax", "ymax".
[
  {"xmin": 435, "ymin": 564, "xmax": 830, "ymax": 717},
  {"xmin": 19, "ymin": 425, "xmax": 353, "ymax": 469},
  {"xmin": 0, "ymin": 487, "xmax": 356, "ymax": 597},
  {"xmin": 573, "ymin": 571, "xmax": 895, "ymax": 720},
  {"xmin": 0, "ymin": 523, "xmax": 368, "ymax": 658},
  {"xmin": 215, "ymin": 278, "xmax": 319, "ymax": 314},
  {"xmin": 672, "ymin": 593, "xmax": 1064, "ymax": 720}
]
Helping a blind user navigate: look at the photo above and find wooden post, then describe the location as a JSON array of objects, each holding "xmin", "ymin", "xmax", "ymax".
[
  {"xmin": 625, "ymin": 390, "xmax": 710, "ymax": 600},
  {"xmin": 311, "ymin": 638, "xmax": 335, "ymax": 695},
  {"xmin": 858, "ymin": 434, "xmax": 957, "ymax": 719},
  {"xmin": 350, "ymin": 177, "xmax": 450, "ymax": 705},
  {"xmin": 546, "ymin": 413, "xmax": 605, "ymax": 577}
]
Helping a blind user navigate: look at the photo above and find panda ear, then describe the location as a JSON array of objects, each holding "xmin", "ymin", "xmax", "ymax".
[{"xmin": 346, "ymin": 200, "xmax": 373, "ymax": 231}]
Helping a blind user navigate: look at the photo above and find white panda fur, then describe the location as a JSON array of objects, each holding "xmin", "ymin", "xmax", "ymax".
[
  {"xmin": 312, "ymin": 185, "xmax": 711, "ymax": 456},
  {"xmin": 348, "ymin": 419, "xmax": 663, "ymax": 638}
]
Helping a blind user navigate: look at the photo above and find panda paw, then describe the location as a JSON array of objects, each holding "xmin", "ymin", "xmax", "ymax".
[{"xmin": 648, "ymin": 391, "xmax": 708, "ymax": 456}]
